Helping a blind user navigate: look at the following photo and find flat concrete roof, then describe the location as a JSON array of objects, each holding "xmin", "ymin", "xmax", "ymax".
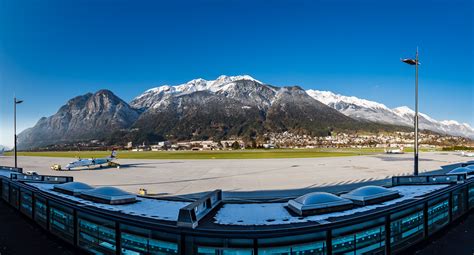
[{"xmin": 0, "ymin": 152, "xmax": 463, "ymax": 200}]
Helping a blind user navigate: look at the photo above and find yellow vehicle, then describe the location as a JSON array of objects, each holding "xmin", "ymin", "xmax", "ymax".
[{"xmin": 51, "ymin": 164, "xmax": 62, "ymax": 171}]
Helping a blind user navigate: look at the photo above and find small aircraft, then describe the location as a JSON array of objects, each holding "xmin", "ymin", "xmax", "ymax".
[
  {"xmin": 385, "ymin": 146, "xmax": 404, "ymax": 154},
  {"xmin": 63, "ymin": 150, "xmax": 118, "ymax": 170},
  {"xmin": 461, "ymin": 151, "xmax": 474, "ymax": 157}
]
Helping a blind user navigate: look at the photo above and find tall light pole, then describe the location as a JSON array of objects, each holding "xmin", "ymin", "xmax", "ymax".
[
  {"xmin": 402, "ymin": 48, "xmax": 420, "ymax": 175},
  {"xmin": 14, "ymin": 97, "xmax": 23, "ymax": 168}
]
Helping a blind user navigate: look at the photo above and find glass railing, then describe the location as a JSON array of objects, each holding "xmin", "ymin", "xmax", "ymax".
[
  {"xmin": 332, "ymin": 226, "xmax": 385, "ymax": 254},
  {"xmin": 428, "ymin": 199, "xmax": 449, "ymax": 234},
  {"xmin": 390, "ymin": 210, "xmax": 424, "ymax": 252},
  {"xmin": 259, "ymin": 241, "xmax": 326, "ymax": 255},
  {"xmin": 78, "ymin": 217, "xmax": 116, "ymax": 254},
  {"xmin": 197, "ymin": 247, "xmax": 254, "ymax": 255},
  {"xmin": 49, "ymin": 206, "xmax": 74, "ymax": 242}
]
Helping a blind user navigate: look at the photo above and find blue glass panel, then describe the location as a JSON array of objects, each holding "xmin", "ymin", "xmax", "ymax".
[
  {"xmin": 49, "ymin": 205, "xmax": 74, "ymax": 243},
  {"xmin": 259, "ymin": 240, "xmax": 326, "ymax": 254},
  {"xmin": 332, "ymin": 226, "xmax": 385, "ymax": 255},
  {"xmin": 428, "ymin": 199, "xmax": 449, "ymax": 234},
  {"xmin": 469, "ymin": 184, "xmax": 474, "ymax": 209},
  {"xmin": 10, "ymin": 186, "xmax": 19, "ymax": 208},
  {"xmin": 390, "ymin": 210, "xmax": 423, "ymax": 252},
  {"xmin": 452, "ymin": 188, "xmax": 467, "ymax": 219},
  {"xmin": 197, "ymin": 247, "xmax": 253, "ymax": 255},
  {"xmin": 34, "ymin": 197, "xmax": 48, "ymax": 228},
  {"xmin": 20, "ymin": 191, "xmax": 33, "ymax": 217},
  {"xmin": 78, "ymin": 216, "xmax": 116, "ymax": 254},
  {"xmin": 121, "ymin": 231, "xmax": 178, "ymax": 255},
  {"xmin": 2, "ymin": 181, "xmax": 9, "ymax": 202},
  {"xmin": 120, "ymin": 224, "xmax": 178, "ymax": 255}
]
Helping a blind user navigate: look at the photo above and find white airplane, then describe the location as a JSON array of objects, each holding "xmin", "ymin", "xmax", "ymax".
[
  {"xmin": 461, "ymin": 151, "xmax": 474, "ymax": 157},
  {"xmin": 385, "ymin": 146, "xmax": 404, "ymax": 154},
  {"xmin": 64, "ymin": 150, "xmax": 118, "ymax": 170}
]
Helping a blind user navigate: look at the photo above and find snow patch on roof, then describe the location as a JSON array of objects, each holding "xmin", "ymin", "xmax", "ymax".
[
  {"xmin": 214, "ymin": 185, "xmax": 447, "ymax": 226},
  {"xmin": 28, "ymin": 183, "xmax": 189, "ymax": 221}
]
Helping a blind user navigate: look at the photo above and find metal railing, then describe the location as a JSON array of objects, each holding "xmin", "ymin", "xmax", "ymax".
[
  {"xmin": 0, "ymin": 166, "xmax": 23, "ymax": 173},
  {"xmin": 392, "ymin": 174, "xmax": 466, "ymax": 186},
  {"xmin": 10, "ymin": 173, "xmax": 73, "ymax": 184}
]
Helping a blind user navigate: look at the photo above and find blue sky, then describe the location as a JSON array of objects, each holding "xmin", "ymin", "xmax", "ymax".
[{"xmin": 0, "ymin": 0, "xmax": 472, "ymax": 147}]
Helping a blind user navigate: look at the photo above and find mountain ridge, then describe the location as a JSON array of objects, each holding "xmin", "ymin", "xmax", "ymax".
[
  {"xmin": 307, "ymin": 89, "xmax": 474, "ymax": 139},
  {"xmin": 17, "ymin": 75, "xmax": 472, "ymax": 149},
  {"xmin": 18, "ymin": 90, "xmax": 140, "ymax": 149}
]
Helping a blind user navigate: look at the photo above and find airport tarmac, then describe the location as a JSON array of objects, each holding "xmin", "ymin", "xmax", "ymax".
[{"xmin": 0, "ymin": 152, "xmax": 466, "ymax": 200}]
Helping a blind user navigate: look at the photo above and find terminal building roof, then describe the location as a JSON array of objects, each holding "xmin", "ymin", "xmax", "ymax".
[
  {"xmin": 26, "ymin": 181, "xmax": 448, "ymax": 229},
  {"xmin": 1, "ymin": 164, "xmax": 466, "ymax": 232}
]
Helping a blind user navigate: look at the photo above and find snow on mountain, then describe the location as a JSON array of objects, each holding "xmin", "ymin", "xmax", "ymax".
[
  {"xmin": 393, "ymin": 106, "xmax": 474, "ymax": 139},
  {"xmin": 130, "ymin": 75, "xmax": 273, "ymax": 110},
  {"xmin": 307, "ymin": 90, "xmax": 474, "ymax": 139},
  {"xmin": 132, "ymin": 76, "xmax": 473, "ymax": 140},
  {"xmin": 306, "ymin": 90, "xmax": 411, "ymax": 126},
  {"xmin": 307, "ymin": 90, "xmax": 388, "ymax": 110},
  {"xmin": 392, "ymin": 106, "xmax": 414, "ymax": 116}
]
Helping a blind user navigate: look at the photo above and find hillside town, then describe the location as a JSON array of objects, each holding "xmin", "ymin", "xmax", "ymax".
[{"xmin": 30, "ymin": 131, "xmax": 472, "ymax": 151}]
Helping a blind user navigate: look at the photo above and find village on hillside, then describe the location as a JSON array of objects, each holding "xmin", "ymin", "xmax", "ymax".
[{"xmin": 30, "ymin": 131, "xmax": 472, "ymax": 152}]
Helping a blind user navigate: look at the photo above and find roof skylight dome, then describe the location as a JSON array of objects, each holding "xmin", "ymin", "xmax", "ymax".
[
  {"xmin": 53, "ymin": 182, "xmax": 94, "ymax": 196},
  {"xmin": 287, "ymin": 192, "xmax": 353, "ymax": 216},
  {"xmin": 447, "ymin": 167, "xmax": 474, "ymax": 176},
  {"xmin": 80, "ymin": 187, "xmax": 137, "ymax": 204},
  {"xmin": 341, "ymin": 186, "xmax": 400, "ymax": 205}
]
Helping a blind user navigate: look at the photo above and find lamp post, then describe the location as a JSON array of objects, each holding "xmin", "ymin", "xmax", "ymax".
[
  {"xmin": 14, "ymin": 97, "xmax": 23, "ymax": 168},
  {"xmin": 401, "ymin": 48, "xmax": 420, "ymax": 175}
]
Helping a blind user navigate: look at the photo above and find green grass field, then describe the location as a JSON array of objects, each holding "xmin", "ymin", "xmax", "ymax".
[
  {"xmin": 6, "ymin": 147, "xmax": 439, "ymax": 160},
  {"xmin": 7, "ymin": 148, "xmax": 384, "ymax": 159}
]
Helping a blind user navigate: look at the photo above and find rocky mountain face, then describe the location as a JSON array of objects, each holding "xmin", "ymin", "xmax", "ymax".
[
  {"xmin": 18, "ymin": 90, "xmax": 140, "ymax": 150},
  {"xmin": 264, "ymin": 86, "xmax": 358, "ymax": 136},
  {"xmin": 18, "ymin": 75, "xmax": 472, "ymax": 149},
  {"xmin": 133, "ymin": 90, "xmax": 266, "ymax": 141},
  {"xmin": 307, "ymin": 90, "xmax": 474, "ymax": 139},
  {"xmin": 131, "ymin": 77, "xmax": 364, "ymax": 141}
]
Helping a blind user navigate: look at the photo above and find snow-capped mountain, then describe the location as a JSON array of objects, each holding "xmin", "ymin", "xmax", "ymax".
[
  {"xmin": 308, "ymin": 90, "xmax": 474, "ymax": 139},
  {"xmin": 131, "ymin": 75, "xmax": 358, "ymax": 141},
  {"xmin": 393, "ymin": 106, "xmax": 474, "ymax": 139},
  {"xmin": 306, "ymin": 90, "xmax": 411, "ymax": 126},
  {"xmin": 18, "ymin": 75, "xmax": 473, "ymax": 149},
  {"xmin": 130, "ymin": 75, "xmax": 272, "ymax": 110}
]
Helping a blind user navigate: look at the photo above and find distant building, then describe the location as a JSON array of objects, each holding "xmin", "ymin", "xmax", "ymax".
[{"xmin": 151, "ymin": 141, "xmax": 171, "ymax": 151}]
